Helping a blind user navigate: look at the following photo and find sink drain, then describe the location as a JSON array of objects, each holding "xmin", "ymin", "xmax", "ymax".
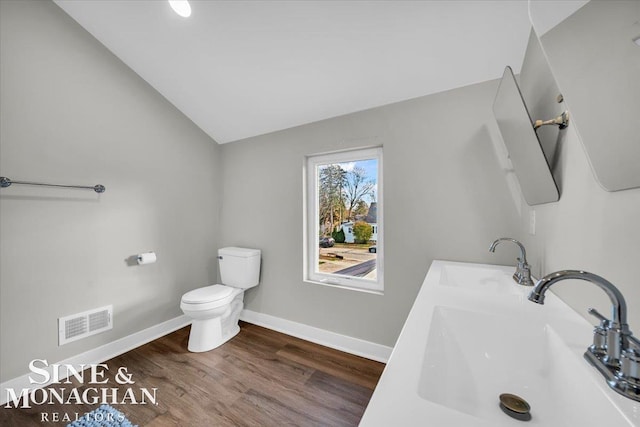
[{"xmin": 499, "ymin": 393, "xmax": 532, "ymax": 421}]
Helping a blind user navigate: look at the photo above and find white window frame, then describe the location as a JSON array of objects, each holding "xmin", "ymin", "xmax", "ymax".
[{"xmin": 304, "ymin": 146, "xmax": 384, "ymax": 294}]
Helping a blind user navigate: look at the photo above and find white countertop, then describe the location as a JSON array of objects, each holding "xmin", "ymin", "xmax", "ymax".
[{"xmin": 360, "ymin": 260, "xmax": 640, "ymax": 426}]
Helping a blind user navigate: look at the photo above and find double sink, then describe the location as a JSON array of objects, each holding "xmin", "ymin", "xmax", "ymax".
[{"xmin": 360, "ymin": 261, "xmax": 639, "ymax": 426}]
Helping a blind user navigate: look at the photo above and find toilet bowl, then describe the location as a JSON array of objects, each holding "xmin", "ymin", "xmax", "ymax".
[
  {"xmin": 180, "ymin": 285, "xmax": 244, "ymax": 352},
  {"xmin": 180, "ymin": 247, "xmax": 261, "ymax": 352}
]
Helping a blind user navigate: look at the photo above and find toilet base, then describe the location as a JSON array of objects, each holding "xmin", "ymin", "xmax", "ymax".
[
  {"xmin": 187, "ymin": 320, "xmax": 240, "ymax": 352},
  {"xmin": 186, "ymin": 293, "xmax": 243, "ymax": 352}
]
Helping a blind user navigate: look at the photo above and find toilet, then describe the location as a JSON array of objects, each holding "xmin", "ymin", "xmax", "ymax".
[{"xmin": 180, "ymin": 247, "xmax": 261, "ymax": 352}]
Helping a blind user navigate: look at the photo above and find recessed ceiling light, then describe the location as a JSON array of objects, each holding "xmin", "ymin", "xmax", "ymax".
[
  {"xmin": 169, "ymin": 0, "xmax": 191, "ymax": 18},
  {"xmin": 634, "ymin": 36, "xmax": 640, "ymax": 47}
]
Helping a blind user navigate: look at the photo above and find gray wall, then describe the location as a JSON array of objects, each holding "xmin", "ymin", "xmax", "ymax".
[
  {"xmin": 219, "ymin": 80, "xmax": 523, "ymax": 347},
  {"xmin": 0, "ymin": 0, "xmax": 221, "ymax": 381}
]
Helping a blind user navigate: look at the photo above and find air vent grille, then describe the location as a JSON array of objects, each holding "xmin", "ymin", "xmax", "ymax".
[
  {"xmin": 65, "ymin": 317, "xmax": 88, "ymax": 340},
  {"xmin": 89, "ymin": 310, "xmax": 110, "ymax": 331},
  {"xmin": 59, "ymin": 305, "xmax": 112, "ymax": 345}
]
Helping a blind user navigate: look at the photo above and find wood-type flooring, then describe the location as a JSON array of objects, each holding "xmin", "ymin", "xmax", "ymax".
[{"xmin": 0, "ymin": 322, "xmax": 386, "ymax": 426}]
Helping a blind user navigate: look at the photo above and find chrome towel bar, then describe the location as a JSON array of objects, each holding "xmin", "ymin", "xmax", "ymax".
[{"xmin": 0, "ymin": 176, "xmax": 105, "ymax": 193}]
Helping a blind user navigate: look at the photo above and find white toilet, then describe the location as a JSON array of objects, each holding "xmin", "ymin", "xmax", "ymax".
[{"xmin": 180, "ymin": 247, "xmax": 261, "ymax": 352}]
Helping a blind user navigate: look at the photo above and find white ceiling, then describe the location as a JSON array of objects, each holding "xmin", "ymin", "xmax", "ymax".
[{"xmin": 54, "ymin": 0, "xmax": 534, "ymax": 144}]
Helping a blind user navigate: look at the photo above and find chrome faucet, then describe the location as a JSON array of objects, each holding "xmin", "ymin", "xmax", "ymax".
[
  {"xmin": 489, "ymin": 238, "xmax": 534, "ymax": 286},
  {"xmin": 528, "ymin": 270, "xmax": 640, "ymax": 402}
]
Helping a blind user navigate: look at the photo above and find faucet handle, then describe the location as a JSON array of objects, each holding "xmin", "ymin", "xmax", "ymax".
[
  {"xmin": 588, "ymin": 308, "xmax": 610, "ymax": 358},
  {"xmin": 588, "ymin": 308, "xmax": 610, "ymax": 326},
  {"xmin": 619, "ymin": 336, "xmax": 640, "ymax": 391}
]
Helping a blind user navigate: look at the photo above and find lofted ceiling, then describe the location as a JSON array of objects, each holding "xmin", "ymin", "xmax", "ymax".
[{"xmin": 54, "ymin": 0, "xmax": 535, "ymax": 144}]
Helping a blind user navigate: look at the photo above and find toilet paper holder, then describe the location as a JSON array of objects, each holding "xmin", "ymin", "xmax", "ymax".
[{"xmin": 137, "ymin": 252, "xmax": 157, "ymax": 265}]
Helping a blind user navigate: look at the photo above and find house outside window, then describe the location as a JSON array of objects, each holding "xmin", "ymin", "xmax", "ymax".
[{"xmin": 305, "ymin": 147, "xmax": 383, "ymax": 293}]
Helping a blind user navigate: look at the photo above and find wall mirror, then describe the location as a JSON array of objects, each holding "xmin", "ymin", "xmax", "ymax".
[
  {"xmin": 529, "ymin": 0, "xmax": 640, "ymax": 191},
  {"xmin": 493, "ymin": 66, "xmax": 560, "ymax": 205}
]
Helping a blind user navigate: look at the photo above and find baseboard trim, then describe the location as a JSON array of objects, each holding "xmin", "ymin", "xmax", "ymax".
[
  {"xmin": 240, "ymin": 309, "xmax": 392, "ymax": 363},
  {"xmin": 1, "ymin": 315, "xmax": 190, "ymax": 405}
]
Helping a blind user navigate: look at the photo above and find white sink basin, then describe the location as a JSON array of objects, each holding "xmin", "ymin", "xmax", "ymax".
[
  {"xmin": 360, "ymin": 260, "xmax": 640, "ymax": 427},
  {"xmin": 439, "ymin": 263, "xmax": 523, "ymax": 295},
  {"xmin": 418, "ymin": 306, "xmax": 629, "ymax": 425}
]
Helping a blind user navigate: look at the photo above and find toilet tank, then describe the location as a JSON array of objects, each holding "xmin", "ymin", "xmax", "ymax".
[{"xmin": 218, "ymin": 247, "xmax": 261, "ymax": 289}]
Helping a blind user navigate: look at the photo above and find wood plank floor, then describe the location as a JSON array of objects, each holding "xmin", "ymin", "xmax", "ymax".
[{"xmin": 1, "ymin": 322, "xmax": 385, "ymax": 426}]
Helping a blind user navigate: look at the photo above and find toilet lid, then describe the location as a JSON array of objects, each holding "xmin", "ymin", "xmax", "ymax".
[{"xmin": 182, "ymin": 285, "xmax": 234, "ymax": 304}]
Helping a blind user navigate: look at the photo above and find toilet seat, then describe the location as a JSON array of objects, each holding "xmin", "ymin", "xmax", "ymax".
[
  {"xmin": 180, "ymin": 285, "xmax": 241, "ymax": 312},
  {"xmin": 182, "ymin": 284, "xmax": 233, "ymax": 303}
]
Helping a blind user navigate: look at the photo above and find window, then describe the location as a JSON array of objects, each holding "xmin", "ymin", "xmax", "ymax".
[{"xmin": 305, "ymin": 147, "xmax": 383, "ymax": 293}]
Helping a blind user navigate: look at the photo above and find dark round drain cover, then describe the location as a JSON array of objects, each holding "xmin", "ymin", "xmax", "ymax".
[{"xmin": 499, "ymin": 393, "xmax": 532, "ymax": 421}]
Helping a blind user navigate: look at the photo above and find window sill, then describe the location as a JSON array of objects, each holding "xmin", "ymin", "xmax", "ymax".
[{"xmin": 303, "ymin": 279, "xmax": 384, "ymax": 295}]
